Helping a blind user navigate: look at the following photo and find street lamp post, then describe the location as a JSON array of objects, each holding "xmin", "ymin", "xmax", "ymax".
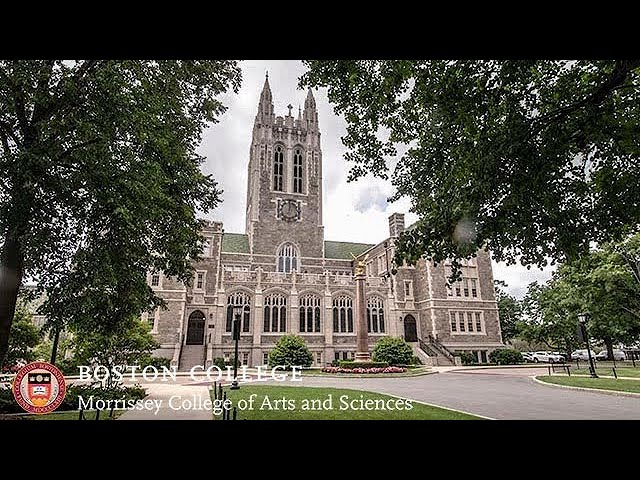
[
  {"xmin": 578, "ymin": 312, "xmax": 598, "ymax": 378},
  {"xmin": 230, "ymin": 305, "xmax": 243, "ymax": 390}
]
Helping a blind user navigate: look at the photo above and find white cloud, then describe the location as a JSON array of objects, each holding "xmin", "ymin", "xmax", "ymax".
[{"xmin": 197, "ymin": 60, "xmax": 552, "ymax": 298}]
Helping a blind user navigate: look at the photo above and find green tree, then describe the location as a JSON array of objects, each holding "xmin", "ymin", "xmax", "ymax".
[
  {"xmin": 494, "ymin": 280, "xmax": 521, "ymax": 344},
  {"xmin": 72, "ymin": 317, "xmax": 159, "ymax": 388},
  {"xmin": 0, "ymin": 60, "xmax": 242, "ymax": 365},
  {"xmin": 518, "ymin": 237, "xmax": 640, "ymax": 359},
  {"xmin": 562, "ymin": 238, "xmax": 640, "ymax": 358},
  {"xmin": 3, "ymin": 305, "xmax": 41, "ymax": 368},
  {"xmin": 372, "ymin": 336, "xmax": 413, "ymax": 365},
  {"xmin": 488, "ymin": 349, "xmax": 523, "ymax": 365},
  {"xmin": 518, "ymin": 280, "xmax": 581, "ymax": 360},
  {"xmin": 300, "ymin": 61, "xmax": 640, "ymax": 276},
  {"xmin": 268, "ymin": 335, "xmax": 314, "ymax": 369}
]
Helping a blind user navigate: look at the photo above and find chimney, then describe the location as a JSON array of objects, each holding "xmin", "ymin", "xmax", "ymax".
[{"xmin": 388, "ymin": 213, "xmax": 405, "ymax": 237}]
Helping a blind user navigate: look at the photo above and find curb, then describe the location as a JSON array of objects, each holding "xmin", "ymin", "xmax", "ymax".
[{"xmin": 531, "ymin": 376, "xmax": 640, "ymax": 398}]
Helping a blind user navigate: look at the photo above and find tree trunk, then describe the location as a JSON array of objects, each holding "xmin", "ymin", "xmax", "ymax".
[
  {"xmin": 605, "ymin": 338, "xmax": 614, "ymax": 361},
  {"xmin": 0, "ymin": 233, "xmax": 24, "ymax": 368}
]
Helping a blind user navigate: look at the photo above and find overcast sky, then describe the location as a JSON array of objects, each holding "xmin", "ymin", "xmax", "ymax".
[{"xmin": 197, "ymin": 60, "xmax": 553, "ymax": 298}]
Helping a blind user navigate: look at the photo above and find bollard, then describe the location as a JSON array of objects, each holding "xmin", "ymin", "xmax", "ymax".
[
  {"xmin": 612, "ymin": 367, "xmax": 617, "ymax": 379},
  {"xmin": 95, "ymin": 409, "xmax": 100, "ymax": 421},
  {"xmin": 576, "ymin": 359, "xmax": 580, "ymax": 370},
  {"xmin": 633, "ymin": 356, "xmax": 636, "ymax": 368},
  {"xmin": 218, "ymin": 383, "xmax": 223, "ymax": 399},
  {"xmin": 109, "ymin": 405, "xmax": 115, "ymax": 419},
  {"xmin": 566, "ymin": 365, "xmax": 571, "ymax": 376},
  {"xmin": 548, "ymin": 364, "xmax": 551, "ymax": 376},
  {"xmin": 233, "ymin": 406, "xmax": 237, "ymax": 420},
  {"xmin": 78, "ymin": 408, "xmax": 84, "ymax": 421}
]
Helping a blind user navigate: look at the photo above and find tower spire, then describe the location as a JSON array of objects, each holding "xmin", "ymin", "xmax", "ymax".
[
  {"xmin": 303, "ymin": 88, "xmax": 318, "ymax": 129},
  {"xmin": 256, "ymin": 71, "xmax": 274, "ymax": 122}
]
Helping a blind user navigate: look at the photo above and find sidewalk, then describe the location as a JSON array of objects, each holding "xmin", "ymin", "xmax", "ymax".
[{"xmin": 119, "ymin": 383, "xmax": 212, "ymax": 420}]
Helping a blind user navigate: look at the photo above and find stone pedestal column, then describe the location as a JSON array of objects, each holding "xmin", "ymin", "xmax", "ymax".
[{"xmin": 354, "ymin": 272, "xmax": 370, "ymax": 362}]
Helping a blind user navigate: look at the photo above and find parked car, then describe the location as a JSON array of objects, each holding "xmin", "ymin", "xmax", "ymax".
[
  {"xmin": 551, "ymin": 352, "xmax": 566, "ymax": 361},
  {"xmin": 532, "ymin": 351, "xmax": 565, "ymax": 363},
  {"xmin": 571, "ymin": 349, "xmax": 598, "ymax": 361},
  {"xmin": 595, "ymin": 349, "xmax": 627, "ymax": 361},
  {"xmin": 521, "ymin": 352, "xmax": 534, "ymax": 363}
]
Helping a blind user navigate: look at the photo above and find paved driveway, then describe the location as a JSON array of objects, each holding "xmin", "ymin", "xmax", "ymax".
[{"xmin": 297, "ymin": 370, "xmax": 640, "ymax": 420}]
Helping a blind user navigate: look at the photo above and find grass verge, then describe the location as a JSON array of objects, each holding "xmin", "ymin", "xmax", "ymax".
[
  {"xmin": 538, "ymin": 376, "xmax": 640, "ymax": 394},
  {"xmin": 212, "ymin": 385, "xmax": 481, "ymax": 420}
]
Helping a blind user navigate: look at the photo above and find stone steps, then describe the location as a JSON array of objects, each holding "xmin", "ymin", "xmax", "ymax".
[{"xmin": 179, "ymin": 344, "xmax": 205, "ymax": 372}]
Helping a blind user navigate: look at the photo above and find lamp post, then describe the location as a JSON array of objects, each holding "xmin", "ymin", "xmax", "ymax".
[
  {"xmin": 230, "ymin": 305, "xmax": 243, "ymax": 390},
  {"xmin": 578, "ymin": 312, "xmax": 598, "ymax": 378}
]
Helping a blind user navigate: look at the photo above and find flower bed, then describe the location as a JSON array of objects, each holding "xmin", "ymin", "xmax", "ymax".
[{"xmin": 322, "ymin": 366, "xmax": 406, "ymax": 374}]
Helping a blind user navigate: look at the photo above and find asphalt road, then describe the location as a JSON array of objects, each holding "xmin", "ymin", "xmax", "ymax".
[{"xmin": 296, "ymin": 369, "xmax": 640, "ymax": 420}]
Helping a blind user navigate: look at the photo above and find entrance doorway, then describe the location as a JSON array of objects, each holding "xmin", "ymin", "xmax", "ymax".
[
  {"xmin": 403, "ymin": 315, "xmax": 418, "ymax": 342},
  {"xmin": 186, "ymin": 310, "xmax": 205, "ymax": 345}
]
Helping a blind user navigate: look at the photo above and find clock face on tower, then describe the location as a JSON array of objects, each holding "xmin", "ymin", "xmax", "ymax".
[{"xmin": 278, "ymin": 199, "xmax": 300, "ymax": 222}]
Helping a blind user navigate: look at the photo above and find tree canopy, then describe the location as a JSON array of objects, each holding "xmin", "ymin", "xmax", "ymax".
[
  {"xmin": 0, "ymin": 60, "xmax": 242, "ymax": 365},
  {"xmin": 494, "ymin": 280, "xmax": 521, "ymax": 343},
  {"xmin": 300, "ymin": 60, "xmax": 640, "ymax": 272},
  {"xmin": 518, "ymin": 234, "xmax": 640, "ymax": 356}
]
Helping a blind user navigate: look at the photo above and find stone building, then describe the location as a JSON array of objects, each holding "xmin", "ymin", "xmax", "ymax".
[{"xmin": 148, "ymin": 75, "xmax": 503, "ymax": 370}]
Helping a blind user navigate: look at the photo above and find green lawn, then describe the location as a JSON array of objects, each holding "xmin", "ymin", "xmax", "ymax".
[
  {"xmin": 568, "ymin": 366, "xmax": 640, "ymax": 378},
  {"xmin": 539, "ymin": 376, "xmax": 640, "ymax": 394},
  {"xmin": 26, "ymin": 409, "xmax": 125, "ymax": 420},
  {"xmin": 212, "ymin": 385, "xmax": 481, "ymax": 420}
]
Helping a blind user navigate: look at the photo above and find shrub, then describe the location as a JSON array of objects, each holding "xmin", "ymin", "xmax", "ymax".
[
  {"xmin": 458, "ymin": 352, "xmax": 477, "ymax": 365},
  {"xmin": 213, "ymin": 357, "xmax": 226, "ymax": 370},
  {"xmin": 57, "ymin": 357, "xmax": 81, "ymax": 376},
  {"xmin": 412, "ymin": 355, "xmax": 422, "ymax": 365},
  {"xmin": 268, "ymin": 335, "xmax": 313, "ymax": 369},
  {"xmin": 338, "ymin": 361, "xmax": 388, "ymax": 369},
  {"xmin": 489, "ymin": 349, "xmax": 523, "ymax": 365},
  {"xmin": 138, "ymin": 356, "xmax": 172, "ymax": 369},
  {"xmin": 372, "ymin": 336, "xmax": 414, "ymax": 365}
]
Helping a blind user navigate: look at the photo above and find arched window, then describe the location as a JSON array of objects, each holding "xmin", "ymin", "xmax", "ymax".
[
  {"xmin": 332, "ymin": 296, "xmax": 354, "ymax": 333},
  {"xmin": 273, "ymin": 145, "xmax": 284, "ymax": 191},
  {"xmin": 367, "ymin": 297, "xmax": 385, "ymax": 333},
  {"xmin": 299, "ymin": 295, "xmax": 321, "ymax": 333},
  {"xmin": 293, "ymin": 148, "xmax": 303, "ymax": 193},
  {"xmin": 264, "ymin": 294, "xmax": 287, "ymax": 332},
  {"xmin": 226, "ymin": 292, "xmax": 251, "ymax": 333},
  {"xmin": 277, "ymin": 243, "xmax": 299, "ymax": 273}
]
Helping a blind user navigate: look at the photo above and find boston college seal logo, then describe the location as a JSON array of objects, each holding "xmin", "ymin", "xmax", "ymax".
[{"xmin": 12, "ymin": 362, "xmax": 66, "ymax": 414}]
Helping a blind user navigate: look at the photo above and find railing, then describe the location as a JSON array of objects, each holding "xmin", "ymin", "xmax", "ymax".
[
  {"xmin": 418, "ymin": 338, "xmax": 439, "ymax": 358},
  {"xmin": 426, "ymin": 334, "xmax": 456, "ymax": 363}
]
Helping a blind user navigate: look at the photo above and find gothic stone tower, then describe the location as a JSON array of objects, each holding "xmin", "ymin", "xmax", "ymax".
[{"xmin": 245, "ymin": 74, "xmax": 325, "ymax": 264}]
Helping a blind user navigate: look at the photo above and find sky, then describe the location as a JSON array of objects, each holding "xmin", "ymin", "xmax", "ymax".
[{"xmin": 197, "ymin": 60, "xmax": 553, "ymax": 298}]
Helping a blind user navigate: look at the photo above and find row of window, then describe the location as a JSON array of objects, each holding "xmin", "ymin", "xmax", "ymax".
[
  {"xmin": 224, "ymin": 293, "xmax": 387, "ymax": 334},
  {"xmin": 448, "ymin": 277, "xmax": 479, "ymax": 298},
  {"xmin": 273, "ymin": 146, "xmax": 305, "ymax": 194},
  {"xmin": 450, "ymin": 311, "xmax": 484, "ymax": 333}
]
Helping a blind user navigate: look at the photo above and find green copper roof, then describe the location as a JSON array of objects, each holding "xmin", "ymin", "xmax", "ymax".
[
  {"xmin": 220, "ymin": 234, "xmax": 373, "ymax": 259},
  {"xmin": 221, "ymin": 233, "xmax": 250, "ymax": 254},
  {"xmin": 324, "ymin": 240, "xmax": 374, "ymax": 260}
]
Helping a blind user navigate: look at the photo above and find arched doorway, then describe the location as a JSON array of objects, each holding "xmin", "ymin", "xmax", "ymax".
[
  {"xmin": 186, "ymin": 310, "xmax": 205, "ymax": 345},
  {"xmin": 403, "ymin": 315, "xmax": 418, "ymax": 342}
]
